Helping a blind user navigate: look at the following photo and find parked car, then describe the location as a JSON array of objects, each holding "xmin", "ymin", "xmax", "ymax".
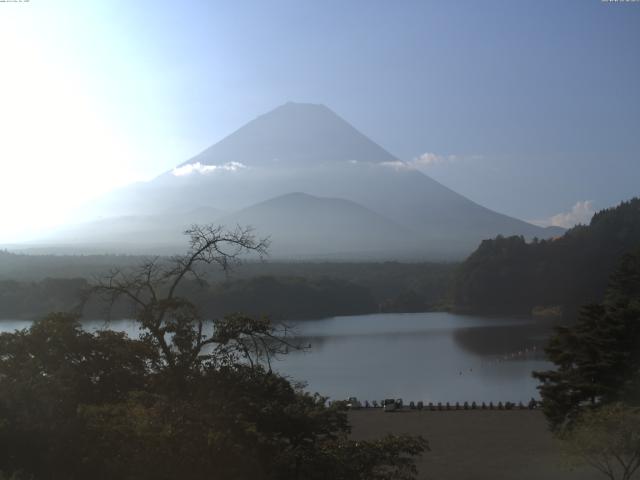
[{"xmin": 383, "ymin": 398, "xmax": 397, "ymax": 412}]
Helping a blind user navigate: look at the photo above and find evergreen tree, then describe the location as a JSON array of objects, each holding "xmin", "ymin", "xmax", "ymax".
[{"xmin": 533, "ymin": 249, "xmax": 640, "ymax": 430}]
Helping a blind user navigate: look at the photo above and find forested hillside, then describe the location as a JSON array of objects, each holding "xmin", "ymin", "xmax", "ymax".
[
  {"xmin": 0, "ymin": 258, "xmax": 455, "ymax": 320},
  {"xmin": 451, "ymin": 198, "xmax": 640, "ymax": 316}
]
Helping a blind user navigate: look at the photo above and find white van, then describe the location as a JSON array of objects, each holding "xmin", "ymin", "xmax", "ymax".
[{"xmin": 383, "ymin": 398, "xmax": 397, "ymax": 412}]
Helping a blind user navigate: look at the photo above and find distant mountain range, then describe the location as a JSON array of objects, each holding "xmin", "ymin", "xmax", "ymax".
[{"xmin": 36, "ymin": 102, "xmax": 563, "ymax": 259}]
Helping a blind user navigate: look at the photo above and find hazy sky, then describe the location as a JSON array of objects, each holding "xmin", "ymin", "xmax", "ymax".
[{"xmin": 1, "ymin": 0, "xmax": 639, "ymax": 241}]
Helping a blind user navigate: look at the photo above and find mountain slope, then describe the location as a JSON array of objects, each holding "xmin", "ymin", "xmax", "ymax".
[
  {"xmin": 37, "ymin": 207, "xmax": 223, "ymax": 254},
  {"xmin": 51, "ymin": 102, "xmax": 562, "ymax": 259},
  {"xmin": 180, "ymin": 102, "xmax": 397, "ymax": 168},
  {"xmin": 218, "ymin": 192, "xmax": 419, "ymax": 259}
]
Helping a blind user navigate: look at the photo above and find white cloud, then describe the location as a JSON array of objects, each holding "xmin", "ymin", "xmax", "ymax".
[
  {"xmin": 379, "ymin": 152, "xmax": 484, "ymax": 172},
  {"xmin": 380, "ymin": 160, "xmax": 413, "ymax": 171},
  {"xmin": 410, "ymin": 152, "xmax": 484, "ymax": 168},
  {"xmin": 534, "ymin": 201, "xmax": 596, "ymax": 228},
  {"xmin": 413, "ymin": 152, "xmax": 457, "ymax": 167},
  {"xmin": 172, "ymin": 161, "xmax": 247, "ymax": 177}
]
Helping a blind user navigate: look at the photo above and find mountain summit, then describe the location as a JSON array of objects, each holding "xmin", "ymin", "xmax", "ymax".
[
  {"xmin": 54, "ymin": 102, "xmax": 563, "ymax": 259},
  {"xmin": 181, "ymin": 102, "xmax": 396, "ymax": 167}
]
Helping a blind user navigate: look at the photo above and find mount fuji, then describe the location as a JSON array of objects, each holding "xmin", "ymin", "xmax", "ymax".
[{"xmin": 45, "ymin": 102, "xmax": 562, "ymax": 259}]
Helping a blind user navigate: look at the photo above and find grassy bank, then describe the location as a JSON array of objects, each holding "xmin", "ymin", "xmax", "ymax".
[{"xmin": 349, "ymin": 409, "xmax": 600, "ymax": 480}]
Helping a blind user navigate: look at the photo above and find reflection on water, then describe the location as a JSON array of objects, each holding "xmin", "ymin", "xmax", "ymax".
[
  {"xmin": 0, "ymin": 312, "xmax": 555, "ymax": 403},
  {"xmin": 453, "ymin": 324, "xmax": 549, "ymax": 357},
  {"xmin": 275, "ymin": 312, "xmax": 555, "ymax": 403}
]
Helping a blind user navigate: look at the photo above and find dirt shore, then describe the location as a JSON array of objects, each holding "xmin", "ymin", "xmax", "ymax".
[{"xmin": 348, "ymin": 409, "xmax": 602, "ymax": 480}]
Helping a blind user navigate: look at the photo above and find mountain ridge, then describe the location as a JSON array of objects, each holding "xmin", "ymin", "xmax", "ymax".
[{"xmin": 178, "ymin": 102, "xmax": 397, "ymax": 168}]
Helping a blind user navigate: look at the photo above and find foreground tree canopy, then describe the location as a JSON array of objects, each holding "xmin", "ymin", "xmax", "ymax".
[{"xmin": 0, "ymin": 225, "xmax": 427, "ymax": 480}]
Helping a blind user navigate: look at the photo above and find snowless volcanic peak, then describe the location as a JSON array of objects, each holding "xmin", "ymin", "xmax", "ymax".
[
  {"xmin": 180, "ymin": 102, "xmax": 397, "ymax": 168},
  {"xmin": 47, "ymin": 101, "xmax": 564, "ymax": 259}
]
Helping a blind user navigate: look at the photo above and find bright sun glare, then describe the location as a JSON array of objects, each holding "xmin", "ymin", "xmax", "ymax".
[{"xmin": 0, "ymin": 3, "xmax": 175, "ymax": 243}]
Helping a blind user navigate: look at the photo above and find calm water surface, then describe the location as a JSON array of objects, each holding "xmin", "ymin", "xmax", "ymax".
[
  {"xmin": 0, "ymin": 312, "xmax": 553, "ymax": 403},
  {"xmin": 276, "ymin": 312, "xmax": 553, "ymax": 403}
]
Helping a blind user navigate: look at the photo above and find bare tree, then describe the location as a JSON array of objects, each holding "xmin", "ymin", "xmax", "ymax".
[
  {"xmin": 561, "ymin": 403, "xmax": 640, "ymax": 480},
  {"xmin": 88, "ymin": 224, "xmax": 298, "ymax": 373}
]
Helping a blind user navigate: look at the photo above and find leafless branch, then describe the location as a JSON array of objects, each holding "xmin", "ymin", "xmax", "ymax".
[{"xmin": 84, "ymin": 224, "xmax": 272, "ymax": 372}]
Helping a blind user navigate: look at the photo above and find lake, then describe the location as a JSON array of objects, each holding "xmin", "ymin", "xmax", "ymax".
[{"xmin": 0, "ymin": 312, "xmax": 554, "ymax": 404}]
